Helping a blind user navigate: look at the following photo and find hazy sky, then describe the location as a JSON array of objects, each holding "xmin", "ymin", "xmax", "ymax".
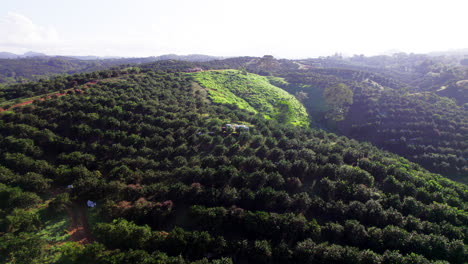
[{"xmin": 1, "ymin": 0, "xmax": 467, "ymax": 58}]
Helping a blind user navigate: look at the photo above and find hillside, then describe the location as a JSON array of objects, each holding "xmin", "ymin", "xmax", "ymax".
[
  {"xmin": 0, "ymin": 67, "xmax": 140, "ymax": 107},
  {"xmin": 341, "ymin": 89, "xmax": 468, "ymax": 181},
  {"xmin": 2, "ymin": 54, "xmax": 465, "ymax": 181},
  {"xmin": 0, "ymin": 54, "xmax": 221, "ymax": 84},
  {"xmin": 0, "ymin": 67, "xmax": 466, "ymax": 263},
  {"xmin": 191, "ymin": 70, "xmax": 309, "ymax": 127},
  {"xmin": 298, "ymin": 54, "xmax": 468, "ymax": 105},
  {"xmin": 1, "ymin": 55, "xmax": 466, "ymax": 181},
  {"xmin": 0, "ymin": 57, "xmax": 122, "ymax": 83},
  {"xmin": 273, "ymin": 69, "xmax": 467, "ymax": 181},
  {"xmin": 213, "ymin": 56, "xmax": 467, "ymax": 181}
]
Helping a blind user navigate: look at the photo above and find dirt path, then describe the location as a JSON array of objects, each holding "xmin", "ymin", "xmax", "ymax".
[
  {"xmin": 0, "ymin": 92, "xmax": 68, "ymax": 113},
  {"xmin": 66, "ymin": 202, "xmax": 95, "ymax": 245},
  {"xmin": 0, "ymin": 82, "xmax": 90, "ymax": 113}
]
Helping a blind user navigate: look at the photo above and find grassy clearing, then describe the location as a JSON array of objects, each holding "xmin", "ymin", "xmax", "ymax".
[
  {"xmin": 33, "ymin": 194, "xmax": 71, "ymax": 244},
  {"xmin": 266, "ymin": 76, "xmax": 289, "ymax": 87},
  {"xmin": 37, "ymin": 213, "xmax": 71, "ymax": 243},
  {"xmin": 191, "ymin": 71, "xmax": 257, "ymax": 113},
  {"xmin": 191, "ymin": 70, "xmax": 309, "ymax": 127}
]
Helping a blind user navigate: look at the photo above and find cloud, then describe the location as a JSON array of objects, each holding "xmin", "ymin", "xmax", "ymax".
[
  {"xmin": 0, "ymin": 12, "xmax": 60, "ymax": 52},
  {"xmin": 1, "ymin": 1, "xmax": 466, "ymax": 58}
]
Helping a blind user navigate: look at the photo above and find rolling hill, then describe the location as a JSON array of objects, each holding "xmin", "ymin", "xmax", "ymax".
[
  {"xmin": 1, "ymin": 54, "xmax": 466, "ymax": 181},
  {"xmin": 273, "ymin": 69, "xmax": 467, "ymax": 181},
  {"xmin": 0, "ymin": 65, "xmax": 466, "ymax": 263},
  {"xmin": 211, "ymin": 55, "xmax": 467, "ymax": 181}
]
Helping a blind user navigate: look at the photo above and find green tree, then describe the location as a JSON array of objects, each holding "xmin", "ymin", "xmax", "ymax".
[
  {"xmin": 323, "ymin": 83, "xmax": 353, "ymax": 121},
  {"xmin": 0, "ymin": 233, "xmax": 47, "ymax": 264},
  {"xmin": 2, "ymin": 209, "xmax": 42, "ymax": 233},
  {"xmin": 48, "ymin": 193, "xmax": 71, "ymax": 213}
]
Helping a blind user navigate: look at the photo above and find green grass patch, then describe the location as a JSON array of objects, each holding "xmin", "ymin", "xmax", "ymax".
[
  {"xmin": 37, "ymin": 212, "xmax": 71, "ymax": 243},
  {"xmin": 191, "ymin": 70, "xmax": 309, "ymax": 127},
  {"xmin": 191, "ymin": 71, "xmax": 257, "ymax": 113},
  {"xmin": 266, "ymin": 76, "xmax": 289, "ymax": 87}
]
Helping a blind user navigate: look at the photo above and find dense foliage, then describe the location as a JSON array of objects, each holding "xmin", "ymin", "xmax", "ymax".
[
  {"xmin": 241, "ymin": 56, "xmax": 468, "ymax": 181},
  {"xmin": 0, "ymin": 67, "xmax": 140, "ymax": 107},
  {"xmin": 0, "ymin": 69, "xmax": 466, "ymax": 263},
  {"xmin": 341, "ymin": 89, "xmax": 467, "ymax": 180}
]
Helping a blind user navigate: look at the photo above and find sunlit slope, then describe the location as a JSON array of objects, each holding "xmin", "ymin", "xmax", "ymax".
[{"xmin": 191, "ymin": 70, "xmax": 309, "ymax": 127}]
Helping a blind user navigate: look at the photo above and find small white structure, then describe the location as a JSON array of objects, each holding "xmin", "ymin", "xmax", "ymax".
[
  {"xmin": 87, "ymin": 200, "xmax": 97, "ymax": 208},
  {"xmin": 197, "ymin": 131, "xmax": 215, "ymax": 135},
  {"xmin": 234, "ymin": 124, "xmax": 249, "ymax": 131},
  {"xmin": 66, "ymin": 184, "xmax": 74, "ymax": 189},
  {"xmin": 222, "ymin": 124, "xmax": 250, "ymax": 133},
  {"xmin": 186, "ymin": 67, "xmax": 203, "ymax": 72}
]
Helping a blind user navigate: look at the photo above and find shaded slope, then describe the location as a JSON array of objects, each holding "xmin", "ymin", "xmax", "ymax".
[
  {"xmin": 271, "ymin": 66, "xmax": 467, "ymax": 181},
  {"xmin": 341, "ymin": 89, "xmax": 468, "ymax": 181}
]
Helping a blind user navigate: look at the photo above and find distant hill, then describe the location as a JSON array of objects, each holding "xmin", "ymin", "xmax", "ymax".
[
  {"xmin": 23, "ymin": 51, "xmax": 48, "ymax": 57},
  {"xmin": 67, "ymin": 54, "xmax": 222, "ymax": 62},
  {"xmin": 298, "ymin": 53, "xmax": 468, "ymax": 103},
  {"xmin": 0, "ymin": 51, "xmax": 48, "ymax": 59},
  {"xmin": 152, "ymin": 54, "xmax": 224, "ymax": 62},
  {"xmin": 0, "ymin": 52, "xmax": 222, "ymax": 83},
  {"xmin": 0, "ymin": 57, "xmax": 118, "ymax": 83},
  {"xmin": 427, "ymin": 48, "xmax": 468, "ymax": 57},
  {"xmin": 0, "ymin": 52, "xmax": 19, "ymax": 59},
  {"xmin": 0, "ymin": 51, "xmax": 222, "ymax": 61}
]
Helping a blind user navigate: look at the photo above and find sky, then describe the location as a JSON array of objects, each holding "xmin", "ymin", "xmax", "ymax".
[{"xmin": 1, "ymin": 0, "xmax": 467, "ymax": 58}]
